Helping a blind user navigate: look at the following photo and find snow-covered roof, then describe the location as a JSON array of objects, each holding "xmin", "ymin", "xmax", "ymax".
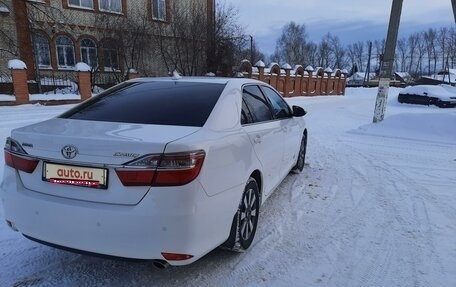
[
  {"xmin": 282, "ymin": 63, "xmax": 292, "ymax": 70},
  {"xmin": 324, "ymin": 67, "xmax": 333, "ymax": 73},
  {"xmin": 424, "ymin": 74, "xmax": 456, "ymax": 84},
  {"xmin": 395, "ymin": 72, "xmax": 411, "ymax": 78},
  {"xmin": 437, "ymin": 68, "xmax": 456, "ymax": 75},
  {"xmin": 348, "ymin": 72, "xmax": 375, "ymax": 81}
]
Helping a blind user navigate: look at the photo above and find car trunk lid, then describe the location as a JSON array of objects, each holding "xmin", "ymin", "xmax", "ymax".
[{"xmin": 10, "ymin": 118, "xmax": 199, "ymax": 205}]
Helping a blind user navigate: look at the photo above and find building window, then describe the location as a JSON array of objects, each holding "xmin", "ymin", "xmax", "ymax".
[
  {"xmin": 152, "ymin": 0, "xmax": 166, "ymax": 21},
  {"xmin": 99, "ymin": 0, "xmax": 122, "ymax": 13},
  {"xmin": 56, "ymin": 35, "xmax": 75, "ymax": 68},
  {"xmin": 102, "ymin": 42, "xmax": 119, "ymax": 71},
  {"xmin": 68, "ymin": 0, "xmax": 93, "ymax": 9},
  {"xmin": 80, "ymin": 38, "xmax": 97, "ymax": 67},
  {"xmin": 32, "ymin": 33, "xmax": 51, "ymax": 68}
]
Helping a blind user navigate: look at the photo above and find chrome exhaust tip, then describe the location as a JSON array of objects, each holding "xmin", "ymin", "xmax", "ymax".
[{"xmin": 152, "ymin": 260, "xmax": 170, "ymax": 269}]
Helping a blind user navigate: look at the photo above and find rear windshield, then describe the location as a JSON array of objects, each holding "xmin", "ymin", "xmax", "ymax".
[{"xmin": 60, "ymin": 81, "xmax": 225, "ymax": 127}]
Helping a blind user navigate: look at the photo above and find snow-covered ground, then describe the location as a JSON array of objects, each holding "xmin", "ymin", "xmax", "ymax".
[{"xmin": 1, "ymin": 88, "xmax": 455, "ymax": 287}]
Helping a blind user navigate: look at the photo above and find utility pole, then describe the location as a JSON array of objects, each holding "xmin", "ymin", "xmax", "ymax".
[
  {"xmin": 373, "ymin": 0, "xmax": 403, "ymax": 123},
  {"xmin": 452, "ymin": 0, "xmax": 456, "ymax": 23},
  {"xmin": 249, "ymin": 35, "xmax": 254, "ymax": 64},
  {"xmin": 364, "ymin": 42, "xmax": 372, "ymax": 87}
]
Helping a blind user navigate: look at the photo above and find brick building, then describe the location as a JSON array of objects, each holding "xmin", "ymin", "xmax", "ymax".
[{"xmin": 0, "ymin": 0, "xmax": 215, "ymax": 83}]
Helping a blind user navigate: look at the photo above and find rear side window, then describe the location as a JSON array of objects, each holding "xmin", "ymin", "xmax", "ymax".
[
  {"xmin": 242, "ymin": 85, "xmax": 273, "ymax": 124},
  {"xmin": 60, "ymin": 81, "xmax": 225, "ymax": 127}
]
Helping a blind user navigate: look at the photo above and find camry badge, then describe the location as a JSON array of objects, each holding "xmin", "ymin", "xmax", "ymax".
[{"xmin": 61, "ymin": 145, "xmax": 78, "ymax": 159}]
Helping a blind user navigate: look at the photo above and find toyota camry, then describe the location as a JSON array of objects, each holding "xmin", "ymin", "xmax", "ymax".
[{"xmin": 1, "ymin": 77, "xmax": 307, "ymax": 267}]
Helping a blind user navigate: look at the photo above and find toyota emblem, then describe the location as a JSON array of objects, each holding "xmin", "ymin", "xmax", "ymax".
[{"xmin": 61, "ymin": 145, "xmax": 78, "ymax": 159}]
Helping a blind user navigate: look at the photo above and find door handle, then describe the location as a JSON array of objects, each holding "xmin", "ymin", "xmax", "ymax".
[{"xmin": 253, "ymin": 135, "xmax": 262, "ymax": 144}]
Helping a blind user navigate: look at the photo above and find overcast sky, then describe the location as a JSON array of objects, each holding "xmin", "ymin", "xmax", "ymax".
[{"xmin": 225, "ymin": 0, "xmax": 455, "ymax": 55}]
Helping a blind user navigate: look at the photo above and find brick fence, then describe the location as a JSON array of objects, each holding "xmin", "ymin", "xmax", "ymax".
[
  {"xmin": 239, "ymin": 60, "xmax": 348, "ymax": 96},
  {"xmin": 0, "ymin": 59, "xmax": 139, "ymax": 106},
  {"xmin": 1, "ymin": 59, "xmax": 348, "ymax": 106}
]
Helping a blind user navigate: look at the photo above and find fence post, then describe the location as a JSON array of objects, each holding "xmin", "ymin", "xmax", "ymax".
[
  {"xmin": 340, "ymin": 69, "xmax": 348, "ymax": 95},
  {"xmin": 8, "ymin": 59, "xmax": 29, "ymax": 105},
  {"xmin": 255, "ymin": 60, "xmax": 266, "ymax": 82},
  {"xmin": 75, "ymin": 63, "xmax": 92, "ymax": 101},
  {"xmin": 324, "ymin": 68, "xmax": 333, "ymax": 95},
  {"xmin": 240, "ymin": 60, "xmax": 253, "ymax": 78},
  {"xmin": 283, "ymin": 63, "xmax": 292, "ymax": 97},
  {"xmin": 305, "ymin": 65, "xmax": 314, "ymax": 95}
]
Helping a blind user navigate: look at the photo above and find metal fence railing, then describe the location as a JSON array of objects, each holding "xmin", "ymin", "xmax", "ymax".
[
  {"xmin": 32, "ymin": 70, "xmax": 79, "ymax": 95},
  {"xmin": 0, "ymin": 70, "xmax": 13, "ymax": 95},
  {"xmin": 92, "ymin": 71, "xmax": 121, "ymax": 90}
]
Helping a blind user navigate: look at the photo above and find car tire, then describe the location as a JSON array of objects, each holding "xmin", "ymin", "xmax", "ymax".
[
  {"xmin": 222, "ymin": 177, "xmax": 260, "ymax": 251},
  {"xmin": 291, "ymin": 133, "xmax": 307, "ymax": 173}
]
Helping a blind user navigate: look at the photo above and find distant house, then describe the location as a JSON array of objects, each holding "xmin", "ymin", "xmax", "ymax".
[
  {"xmin": 347, "ymin": 72, "xmax": 375, "ymax": 87},
  {"xmin": 394, "ymin": 72, "xmax": 414, "ymax": 85},
  {"xmin": 418, "ymin": 69, "xmax": 456, "ymax": 85}
]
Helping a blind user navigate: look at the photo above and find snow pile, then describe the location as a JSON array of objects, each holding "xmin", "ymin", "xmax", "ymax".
[
  {"xmin": 0, "ymin": 95, "xmax": 15, "ymax": 102},
  {"xmin": 352, "ymin": 113, "xmax": 456, "ymax": 144},
  {"xmin": 29, "ymin": 93, "xmax": 81, "ymax": 101}
]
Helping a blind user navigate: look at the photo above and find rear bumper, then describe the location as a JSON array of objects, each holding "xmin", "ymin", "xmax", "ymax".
[{"xmin": 1, "ymin": 167, "xmax": 241, "ymax": 265}]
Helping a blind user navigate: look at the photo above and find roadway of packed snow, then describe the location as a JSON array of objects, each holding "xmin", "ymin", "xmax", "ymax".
[{"xmin": 1, "ymin": 87, "xmax": 455, "ymax": 287}]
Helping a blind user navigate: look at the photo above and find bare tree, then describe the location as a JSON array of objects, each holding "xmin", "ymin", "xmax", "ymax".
[
  {"xmin": 153, "ymin": 1, "xmax": 208, "ymax": 76},
  {"xmin": 0, "ymin": 1, "xmax": 19, "ymax": 57},
  {"xmin": 304, "ymin": 42, "xmax": 318, "ymax": 67},
  {"xmin": 448, "ymin": 26, "xmax": 456, "ymax": 67},
  {"xmin": 437, "ymin": 27, "xmax": 449, "ymax": 70},
  {"xmin": 329, "ymin": 34, "xmax": 346, "ymax": 68},
  {"xmin": 317, "ymin": 33, "xmax": 333, "ymax": 68},
  {"xmin": 406, "ymin": 33, "xmax": 420, "ymax": 73},
  {"xmin": 207, "ymin": 1, "xmax": 246, "ymax": 75},
  {"xmin": 396, "ymin": 37, "xmax": 407, "ymax": 72},
  {"xmin": 347, "ymin": 41, "xmax": 366, "ymax": 71},
  {"xmin": 423, "ymin": 28, "xmax": 438, "ymax": 74},
  {"xmin": 314, "ymin": 33, "xmax": 347, "ymax": 69},
  {"xmin": 95, "ymin": 11, "xmax": 154, "ymax": 82},
  {"xmin": 274, "ymin": 22, "xmax": 309, "ymax": 65}
]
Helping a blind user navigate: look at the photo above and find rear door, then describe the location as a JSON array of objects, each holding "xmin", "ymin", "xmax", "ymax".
[{"xmin": 241, "ymin": 85, "xmax": 285, "ymax": 196}]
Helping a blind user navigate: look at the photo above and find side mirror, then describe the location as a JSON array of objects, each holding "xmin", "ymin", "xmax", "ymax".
[{"xmin": 292, "ymin": 105, "xmax": 307, "ymax": 117}]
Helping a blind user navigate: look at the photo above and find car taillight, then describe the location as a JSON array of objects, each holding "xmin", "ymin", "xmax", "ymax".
[
  {"xmin": 4, "ymin": 137, "xmax": 39, "ymax": 173},
  {"xmin": 161, "ymin": 252, "xmax": 194, "ymax": 261},
  {"xmin": 115, "ymin": 169, "xmax": 156, "ymax": 186},
  {"xmin": 115, "ymin": 150, "xmax": 205, "ymax": 187}
]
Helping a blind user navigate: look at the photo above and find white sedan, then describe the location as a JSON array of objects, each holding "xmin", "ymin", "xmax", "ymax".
[{"xmin": 1, "ymin": 77, "xmax": 307, "ymax": 268}]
